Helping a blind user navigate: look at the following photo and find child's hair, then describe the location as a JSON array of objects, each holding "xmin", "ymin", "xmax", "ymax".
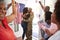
[{"xmin": 23, "ymin": 7, "xmax": 28, "ymax": 15}]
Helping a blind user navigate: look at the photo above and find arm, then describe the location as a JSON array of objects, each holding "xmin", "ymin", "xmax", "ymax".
[
  {"xmin": 38, "ymin": 22, "xmax": 57, "ymax": 36},
  {"xmin": 45, "ymin": 29, "xmax": 52, "ymax": 36},
  {"xmin": 38, "ymin": 22, "xmax": 53, "ymax": 36},
  {"xmin": 6, "ymin": 0, "xmax": 17, "ymax": 23},
  {"xmin": 22, "ymin": 14, "xmax": 29, "ymax": 22},
  {"xmin": 38, "ymin": 22, "xmax": 52, "ymax": 36},
  {"xmin": 45, "ymin": 23, "xmax": 58, "ymax": 36},
  {"xmin": 48, "ymin": 23, "xmax": 58, "ymax": 34},
  {"xmin": 7, "ymin": 1, "xmax": 17, "ymax": 10},
  {"xmin": 38, "ymin": 22, "xmax": 47, "ymax": 31},
  {"xmin": 39, "ymin": 1, "xmax": 45, "ymax": 11},
  {"xmin": 7, "ymin": 3, "xmax": 12, "ymax": 10}
]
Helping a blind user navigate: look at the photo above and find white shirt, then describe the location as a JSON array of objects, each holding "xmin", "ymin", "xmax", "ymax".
[{"xmin": 48, "ymin": 30, "xmax": 60, "ymax": 40}]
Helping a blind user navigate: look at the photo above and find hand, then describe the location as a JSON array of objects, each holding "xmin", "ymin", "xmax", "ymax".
[
  {"xmin": 39, "ymin": 1, "xmax": 41, "ymax": 4},
  {"xmin": 7, "ymin": 1, "xmax": 17, "ymax": 10},
  {"xmin": 45, "ymin": 29, "xmax": 52, "ymax": 36}
]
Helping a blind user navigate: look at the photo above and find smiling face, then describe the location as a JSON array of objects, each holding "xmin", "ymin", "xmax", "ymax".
[{"xmin": 0, "ymin": 3, "xmax": 6, "ymax": 20}]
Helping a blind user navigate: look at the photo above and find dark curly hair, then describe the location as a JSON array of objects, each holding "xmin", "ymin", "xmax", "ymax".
[
  {"xmin": 23, "ymin": 7, "xmax": 30, "ymax": 19},
  {"xmin": 54, "ymin": 0, "xmax": 60, "ymax": 24},
  {"xmin": 23, "ymin": 7, "xmax": 28, "ymax": 15}
]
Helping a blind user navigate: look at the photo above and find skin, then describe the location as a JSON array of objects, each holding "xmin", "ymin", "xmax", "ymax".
[
  {"xmin": 39, "ymin": 1, "xmax": 50, "ymax": 12},
  {"xmin": 0, "ymin": 1, "xmax": 17, "ymax": 24},
  {"xmin": 44, "ymin": 13, "xmax": 57, "ymax": 36},
  {"xmin": 39, "ymin": 1, "xmax": 52, "ymax": 38},
  {"xmin": 0, "ymin": 3, "xmax": 6, "ymax": 21},
  {"xmin": 0, "ymin": 1, "xmax": 22, "ymax": 40},
  {"xmin": 51, "ymin": 12, "xmax": 60, "ymax": 30}
]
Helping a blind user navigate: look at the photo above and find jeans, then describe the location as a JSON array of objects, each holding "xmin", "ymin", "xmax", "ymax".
[{"xmin": 21, "ymin": 21, "xmax": 28, "ymax": 39}]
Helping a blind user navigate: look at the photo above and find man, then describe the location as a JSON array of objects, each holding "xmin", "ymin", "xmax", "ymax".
[
  {"xmin": 39, "ymin": 1, "xmax": 52, "ymax": 22},
  {"xmin": 39, "ymin": 1, "xmax": 56, "ymax": 40}
]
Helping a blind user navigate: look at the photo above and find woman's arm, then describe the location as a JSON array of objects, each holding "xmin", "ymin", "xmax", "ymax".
[
  {"xmin": 45, "ymin": 29, "xmax": 52, "ymax": 36},
  {"xmin": 45, "ymin": 23, "xmax": 58, "ymax": 36},
  {"xmin": 6, "ymin": 0, "xmax": 17, "ymax": 23}
]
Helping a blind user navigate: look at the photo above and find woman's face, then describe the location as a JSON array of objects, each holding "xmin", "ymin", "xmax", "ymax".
[{"xmin": 0, "ymin": 3, "xmax": 6, "ymax": 20}]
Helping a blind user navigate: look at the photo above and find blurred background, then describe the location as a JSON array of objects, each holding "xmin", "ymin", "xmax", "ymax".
[{"xmin": 5, "ymin": 0, "xmax": 56, "ymax": 40}]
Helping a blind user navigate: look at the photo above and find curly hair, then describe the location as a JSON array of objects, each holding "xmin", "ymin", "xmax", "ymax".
[
  {"xmin": 54, "ymin": 0, "xmax": 60, "ymax": 24},
  {"xmin": 23, "ymin": 7, "xmax": 28, "ymax": 15}
]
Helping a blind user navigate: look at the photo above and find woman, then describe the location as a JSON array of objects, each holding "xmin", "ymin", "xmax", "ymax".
[
  {"xmin": 21, "ymin": 7, "xmax": 30, "ymax": 40},
  {"xmin": 48, "ymin": 0, "xmax": 60, "ymax": 40},
  {"xmin": 0, "ymin": 0, "xmax": 17, "ymax": 40}
]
